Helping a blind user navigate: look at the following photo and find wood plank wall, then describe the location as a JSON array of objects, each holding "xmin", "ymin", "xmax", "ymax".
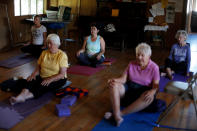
[
  {"xmin": 0, "ymin": 4, "xmax": 11, "ymax": 50},
  {"xmin": 79, "ymin": 0, "xmax": 187, "ymax": 48},
  {"xmin": 0, "ymin": 0, "xmax": 32, "ymax": 45},
  {"xmin": 146, "ymin": 0, "xmax": 187, "ymax": 48}
]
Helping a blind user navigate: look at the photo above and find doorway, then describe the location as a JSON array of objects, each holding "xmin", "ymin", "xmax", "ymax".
[{"xmin": 186, "ymin": 0, "xmax": 197, "ymax": 33}]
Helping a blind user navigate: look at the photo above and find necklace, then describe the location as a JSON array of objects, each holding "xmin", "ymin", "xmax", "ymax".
[{"xmin": 91, "ymin": 35, "xmax": 97, "ymax": 42}]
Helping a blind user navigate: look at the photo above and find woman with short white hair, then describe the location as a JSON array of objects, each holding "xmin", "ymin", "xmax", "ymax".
[
  {"xmin": 165, "ymin": 30, "xmax": 191, "ymax": 79},
  {"xmin": 10, "ymin": 34, "xmax": 69, "ymax": 105},
  {"xmin": 105, "ymin": 43, "xmax": 160, "ymax": 126}
]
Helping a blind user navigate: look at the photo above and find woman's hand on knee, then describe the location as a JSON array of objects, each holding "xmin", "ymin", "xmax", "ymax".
[
  {"xmin": 27, "ymin": 74, "xmax": 36, "ymax": 81},
  {"xmin": 142, "ymin": 91, "xmax": 154, "ymax": 104},
  {"xmin": 41, "ymin": 78, "xmax": 53, "ymax": 86},
  {"xmin": 76, "ymin": 51, "xmax": 81, "ymax": 57},
  {"xmin": 108, "ymin": 79, "xmax": 116, "ymax": 88},
  {"xmin": 76, "ymin": 50, "xmax": 84, "ymax": 57},
  {"xmin": 96, "ymin": 54, "xmax": 101, "ymax": 60}
]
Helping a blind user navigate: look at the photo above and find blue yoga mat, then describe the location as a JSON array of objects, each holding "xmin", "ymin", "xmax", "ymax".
[{"xmin": 92, "ymin": 112, "xmax": 160, "ymax": 131}]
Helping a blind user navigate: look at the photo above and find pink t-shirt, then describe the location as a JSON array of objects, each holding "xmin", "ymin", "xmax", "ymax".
[{"xmin": 125, "ymin": 60, "xmax": 160, "ymax": 87}]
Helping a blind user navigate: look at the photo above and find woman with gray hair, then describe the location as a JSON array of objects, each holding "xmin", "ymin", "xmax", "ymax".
[
  {"xmin": 105, "ymin": 43, "xmax": 160, "ymax": 126},
  {"xmin": 10, "ymin": 34, "xmax": 69, "ymax": 105},
  {"xmin": 165, "ymin": 30, "xmax": 191, "ymax": 79}
]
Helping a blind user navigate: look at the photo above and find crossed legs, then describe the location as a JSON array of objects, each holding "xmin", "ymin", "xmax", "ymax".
[{"xmin": 10, "ymin": 89, "xmax": 34, "ymax": 105}]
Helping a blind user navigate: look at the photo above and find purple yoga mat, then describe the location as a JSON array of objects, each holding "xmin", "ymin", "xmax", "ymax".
[
  {"xmin": 0, "ymin": 54, "xmax": 35, "ymax": 68},
  {"xmin": 159, "ymin": 73, "xmax": 191, "ymax": 92},
  {"xmin": 68, "ymin": 58, "xmax": 116, "ymax": 76},
  {"xmin": 0, "ymin": 93, "xmax": 54, "ymax": 129},
  {"xmin": 0, "ymin": 92, "xmax": 54, "ymax": 117}
]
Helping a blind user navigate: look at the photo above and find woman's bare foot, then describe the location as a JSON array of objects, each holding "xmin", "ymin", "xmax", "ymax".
[
  {"xmin": 104, "ymin": 112, "xmax": 112, "ymax": 119},
  {"xmin": 161, "ymin": 72, "xmax": 166, "ymax": 77},
  {"xmin": 167, "ymin": 74, "xmax": 173, "ymax": 80},
  {"xmin": 105, "ymin": 112, "xmax": 124, "ymax": 126},
  {"xmin": 115, "ymin": 117, "xmax": 124, "ymax": 127},
  {"xmin": 9, "ymin": 96, "xmax": 25, "ymax": 105}
]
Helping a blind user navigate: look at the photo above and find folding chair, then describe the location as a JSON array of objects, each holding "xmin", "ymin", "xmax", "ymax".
[{"xmin": 157, "ymin": 73, "xmax": 197, "ymax": 124}]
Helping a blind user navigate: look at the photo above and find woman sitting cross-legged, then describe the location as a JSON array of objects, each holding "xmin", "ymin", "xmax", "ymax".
[
  {"xmin": 10, "ymin": 34, "xmax": 69, "ymax": 105},
  {"xmin": 21, "ymin": 15, "xmax": 47, "ymax": 58},
  {"xmin": 76, "ymin": 23, "xmax": 105, "ymax": 67},
  {"xmin": 105, "ymin": 43, "xmax": 160, "ymax": 126},
  {"xmin": 165, "ymin": 30, "xmax": 191, "ymax": 80}
]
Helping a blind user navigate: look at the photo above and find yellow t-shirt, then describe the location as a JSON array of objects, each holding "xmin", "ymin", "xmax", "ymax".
[{"xmin": 38, "ymin": 49, "xmax": 69, "ymax": 78}]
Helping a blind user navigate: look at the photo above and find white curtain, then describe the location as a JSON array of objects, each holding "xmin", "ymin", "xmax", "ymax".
[
  {"xmin": 185, "ymin": 0, "xmax": 197, "ymax": 33},
  {"xmin": 186, "ymin": 0, "xmax": 193, "ymax": 33}
]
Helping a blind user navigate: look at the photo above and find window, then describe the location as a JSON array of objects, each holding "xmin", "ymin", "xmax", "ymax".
[
  {"xmin": 194, "ymin": 0, "xmax": 197, "ymax": 12},
  {"xmin": 14, "ymin": 0, "xmax": 44, "ymax": 16}
]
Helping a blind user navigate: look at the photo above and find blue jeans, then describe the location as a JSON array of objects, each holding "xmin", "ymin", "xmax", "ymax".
[{"xmin": 77, "ymin": 52, "xmax": 105, "ymax": 67}]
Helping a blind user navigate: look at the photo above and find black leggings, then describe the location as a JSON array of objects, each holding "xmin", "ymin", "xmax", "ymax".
[
  {"xmin": 18, "ymin": 76, "xmax": 67, "ymax": 98},
  {"xmin": 165, "ymin": 58, "xmax": 187, "ymax": 75},
  {"xmin": 21, "ymin": 44, "xmax": 44, "ymax": 58}
]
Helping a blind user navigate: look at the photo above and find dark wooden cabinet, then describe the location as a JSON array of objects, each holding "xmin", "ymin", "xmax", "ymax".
[
  {"xmin": 96, "ymin": 1, "xmax": 148, "ymax": 48},
  {"xmin": 78, "ymin": 1, "xmax": 148, "ymax": 50}
]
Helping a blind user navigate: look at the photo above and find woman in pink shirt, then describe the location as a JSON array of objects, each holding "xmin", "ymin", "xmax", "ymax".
[{"xmin": 105, "ymin": 43, "xmax": 160, "ymax": 126}]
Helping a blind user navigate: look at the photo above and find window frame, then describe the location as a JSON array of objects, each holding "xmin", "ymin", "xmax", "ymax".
[{"xmin": 14, "ymin": 0, "xmax": 44, "ymax": 16}]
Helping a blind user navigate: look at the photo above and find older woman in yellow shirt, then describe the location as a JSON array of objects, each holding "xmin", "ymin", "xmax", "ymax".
[{"xmin": 10, "ymin": 34, "xmax": 69, "ymax": 105}]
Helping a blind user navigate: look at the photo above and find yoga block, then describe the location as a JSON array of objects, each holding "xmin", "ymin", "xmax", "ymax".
[
  {"xmin": 61, "ymin": 95, "xmax": 77, "ymax": 106},
  {"xmin": 55, "ymin": 104, "xmax": 71, "ymax": 117}
]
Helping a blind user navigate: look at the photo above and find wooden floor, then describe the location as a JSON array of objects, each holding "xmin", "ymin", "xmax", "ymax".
[{"xmin": 0, "ymin": 34, "xmax": 197, "ymax": 131}]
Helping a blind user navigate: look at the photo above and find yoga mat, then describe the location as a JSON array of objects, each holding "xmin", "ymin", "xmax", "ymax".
[
  {"xmin": 104, "ymin": 58, "xmax": 116, "ymax": 63},
  {"xmin": 0, "ymin": 54, "xmax": 35, "ymax": 68},
  {"xmin": 0, "ymin": 92, "xmax": 54, "ymax": 129},
  {"xmin": 0, "ymin": 80, "xmax": 71, "ymax": 129},
  {"xmin": 67, "ymin": 58, "xmax": 116, "ymax": 76},
  {"xmin": 67, "ymin": 65, "xmax": 105, "ymax": 76},
  {"xmin": 92, "ymin": 112, "xmax": 161, "ymax": 131},
  {"xmin": 0, "ymin": 92, "xmax": 54, "ymax": 117},
  {"xmin": 159, "ymin": 73, "xmax": 191, "ymax": 92}
]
